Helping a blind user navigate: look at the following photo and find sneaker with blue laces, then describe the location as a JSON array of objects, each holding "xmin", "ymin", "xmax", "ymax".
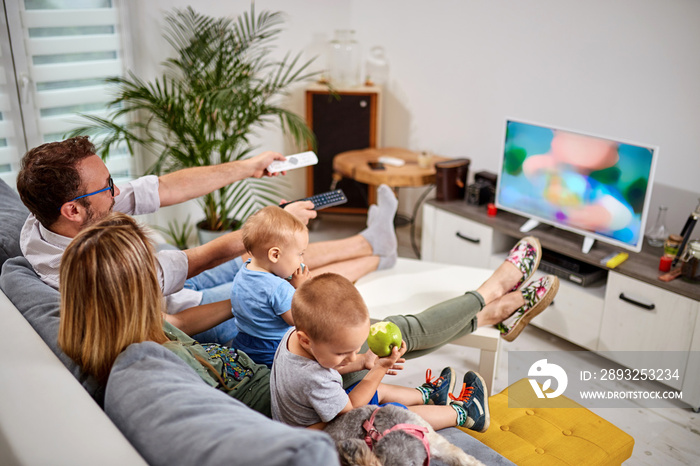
[
  {"xmin": 420, "ymin": 367, "xmax": 456, "ymax": 405},
  {"xmin": 450, "ymin": 371, "xmax": 490, "ymax": 432}
]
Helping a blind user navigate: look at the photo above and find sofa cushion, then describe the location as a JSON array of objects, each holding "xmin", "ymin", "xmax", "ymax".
[
  {"xmin": 0, "ymin": 255, "xmax": 104, "ymax": 404},
  {"xmin": 0, "ymin": 178, "xmax": 29, "ymax": 268},
  {"xmin": 106, "ymin": 341, "xmax": 339, "ymax": 466}
]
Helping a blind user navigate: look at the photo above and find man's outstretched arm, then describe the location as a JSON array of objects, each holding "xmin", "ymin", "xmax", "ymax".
[{"xmin": 157, "ymin": 151, "xmax": 285, "ymax": 207}]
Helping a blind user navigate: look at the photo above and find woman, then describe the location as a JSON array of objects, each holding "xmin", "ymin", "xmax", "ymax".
[
  {"xmin": 58, "ymin": 213, "xmax": 272, "ymax": 413},
  {"xmin": 57, "ymin": 212, "xmax": 556, "ymax": 416}
]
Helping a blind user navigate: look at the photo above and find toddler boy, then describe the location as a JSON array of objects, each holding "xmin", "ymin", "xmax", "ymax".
[{"xmin": 270, "ymin": 273, "xmax": 490, "ymax": 432}]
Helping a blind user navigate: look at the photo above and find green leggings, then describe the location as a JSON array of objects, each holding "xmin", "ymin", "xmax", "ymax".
[{"xmin": 342, "ymin": 291, "xmax": 485, "ymax": 387}]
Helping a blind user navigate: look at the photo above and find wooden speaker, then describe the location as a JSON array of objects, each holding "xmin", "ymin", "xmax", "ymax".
[{"xmin": 305, "ymin": 85, "xmax": 381, "ymax": 213}]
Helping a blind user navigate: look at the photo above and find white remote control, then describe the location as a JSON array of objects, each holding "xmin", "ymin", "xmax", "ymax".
[
  {"xmin": 267, "ymin": 151, "xmax": 318, "ymax": 173},
  {"xmin": 378, "ymin": 155, "xmax": 405, "ymax": 167}
]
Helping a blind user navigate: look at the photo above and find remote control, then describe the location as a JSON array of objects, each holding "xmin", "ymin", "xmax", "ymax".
[
  {"xmin": 378, "ymin": 155, "xmax": 405, "ymax": 167},
  {"xmin": 267, "ymin": 151, "xmax": 318, "ymax": 173},
  {"xmin": 279, "ymin": 189, "xmax": 348, "ymax": 211}
]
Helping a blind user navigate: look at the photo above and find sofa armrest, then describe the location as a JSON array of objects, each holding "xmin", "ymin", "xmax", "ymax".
[
  {"xmin": 0, "ymin": 290, "xmax": 146, "ymax": 465},
  {"xmin": 0, "ymin": 256, "xmax": 104, "ymax": 402}
]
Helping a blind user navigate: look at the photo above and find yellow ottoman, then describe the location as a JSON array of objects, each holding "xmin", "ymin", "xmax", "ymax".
[{"xmin": 460, "ymin": 379, "xmax": 634, "ymax": 465}]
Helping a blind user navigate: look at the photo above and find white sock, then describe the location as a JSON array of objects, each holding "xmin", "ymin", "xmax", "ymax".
[
  {"xmin": 366, "ymin": 204, "xmax": 378, "ymax": 227},
  {"xmin": 360, "ymin": 185, "xmax": 398, "ymax": 259},
  {"xmin": 377, "ymin": 252, "xmax": 397, "ymax": 270}
]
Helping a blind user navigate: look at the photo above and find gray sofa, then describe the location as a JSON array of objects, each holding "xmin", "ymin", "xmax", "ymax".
[{"xmin": 0, "ymin": 178, "xmax": 513, "ymax": 465}]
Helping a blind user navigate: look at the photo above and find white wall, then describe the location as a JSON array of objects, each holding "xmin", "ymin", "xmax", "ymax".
[{"xmin": 128, "ymin": 0, "xmax": 700, "ymax": 234}]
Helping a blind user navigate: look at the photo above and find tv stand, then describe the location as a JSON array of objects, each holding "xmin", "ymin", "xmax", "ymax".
[{"xmin": 421, "ymin": 200, "xmax": 700, "ymax": 411}]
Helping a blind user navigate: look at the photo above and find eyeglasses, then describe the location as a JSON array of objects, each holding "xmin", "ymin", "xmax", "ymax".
[{"xmin": 63, "ymin": 176, "xmax": 114, "ymax": 205}]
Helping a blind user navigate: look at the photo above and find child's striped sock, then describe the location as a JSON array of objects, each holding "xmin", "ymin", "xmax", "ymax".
[
  {"xmin": 415, "ymin": 385, "xmax": 431, "ymax": 404},
  {"xmin": 451, "ymin": 403, "xmax": 468, "ymax": 427}
]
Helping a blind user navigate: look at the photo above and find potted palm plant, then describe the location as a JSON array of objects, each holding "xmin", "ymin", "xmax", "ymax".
[{"xmin": 70, "ymin": 5, "xmax": 317, "ymax": 240}]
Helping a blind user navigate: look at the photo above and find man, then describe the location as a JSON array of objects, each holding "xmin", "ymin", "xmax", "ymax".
[{"xmin": 16, "ymin": 136, "xmax": 399, "ymax": 343}]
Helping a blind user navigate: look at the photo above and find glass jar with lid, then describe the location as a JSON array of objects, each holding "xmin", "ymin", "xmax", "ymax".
[
  {"xmin": 680, "ymin": 239, "xmax": 700, "ymax": 283},
  {"xmin": 327, "ymin": 30, "xmax": 361, "ymax": 88},
  {"xmin": 663, "ymin": 234, "xmax": 683, "ymax": 257}
]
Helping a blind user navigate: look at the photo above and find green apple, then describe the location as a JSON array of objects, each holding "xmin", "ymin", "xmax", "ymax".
[{"xmin": 367, "ymin": 321, "xmax": 402, "ymax": 357}]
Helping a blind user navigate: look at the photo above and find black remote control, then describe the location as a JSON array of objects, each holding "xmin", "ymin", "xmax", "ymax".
[{"xmin": 280, "ymin": 189, "xmax": 348, "ymax": 210}]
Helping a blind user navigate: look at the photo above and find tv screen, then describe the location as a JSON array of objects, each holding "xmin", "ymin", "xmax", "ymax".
[{"xmin": 496, "ymin": 119, "xmax": 658, "ymax": 253}]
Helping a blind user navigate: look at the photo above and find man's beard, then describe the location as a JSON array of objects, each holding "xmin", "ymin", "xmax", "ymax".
[{"xmin": 80, "ymin": 198, "xmax": 115, "ymax": 229}]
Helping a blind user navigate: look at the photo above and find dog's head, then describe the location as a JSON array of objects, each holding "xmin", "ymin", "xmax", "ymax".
[
  {"xmin": 335, "ymin": 439, "xmax": 382, "ymax": 466},
  {"xmin": 373, "ymin": 429, "xmax": 429, "ymax": 466},
  {"xmin": 326, "ymin": 405, "xmax": 430, "ymax": 466},
  {"xmin": 334, "ymin": 430, "xmax": 429, "ymax": 466}
]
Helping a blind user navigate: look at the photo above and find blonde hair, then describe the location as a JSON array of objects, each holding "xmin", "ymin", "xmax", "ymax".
[
  {"xmin": 242, "ymin": 206, "xmax": 307, "ymax": 257},
  {"xmin": 58, "ymin": 212, "xmax": 167, "ymax": 384},
  {"xmin": 292, "ymin": 273, "xmax": 369, "ymax": 343}
]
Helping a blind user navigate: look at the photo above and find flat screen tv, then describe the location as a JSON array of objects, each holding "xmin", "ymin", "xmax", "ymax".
[{"xmin": 495, "ymin": 119, "xmax": 659, "ymax": 253}]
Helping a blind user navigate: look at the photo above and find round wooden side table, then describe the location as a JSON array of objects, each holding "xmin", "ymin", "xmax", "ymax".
[
  {"xmin": 333, "ymin": 147, "xmax": 449, "ymax": 256},
  {"xmin": 332, "ymin": 147, "xmax": 448, "ymax": 190}
]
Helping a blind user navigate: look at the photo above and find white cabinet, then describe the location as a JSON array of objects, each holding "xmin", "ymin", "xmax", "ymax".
[
  {"xmin": 422, "ymin": 204, "xmax": 510, "ymax": 268},
  {"xmin": 531, "ymin": 277, "xmax": 606, "ymax": 352},
  {"xmin": 599, "ymin": 272, "xmax": 697, "ymax": 390},
  {"xmin": 600, "ymin": 272, "xmax": 697, "ymax": 353}
]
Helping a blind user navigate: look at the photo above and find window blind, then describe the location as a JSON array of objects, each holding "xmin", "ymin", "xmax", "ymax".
[
  {"xmin": 0, "ymin": 3, "xmax": 25, "ymax": 188},
  {"xmin": 0, "ymin": 0, "xmax": 133, "ymax": 188}
]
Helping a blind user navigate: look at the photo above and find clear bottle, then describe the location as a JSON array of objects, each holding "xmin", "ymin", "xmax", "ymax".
[
  {"xmin": 646, "ymin": 205, "xmax": 668, "ymax": 247},
  {"xmin": 328, "ymin": 30, "xmax": 361, "ymax": 88},
  {"xmin": 365, "ymin": 46, "xmax": 389, "ymax": 86}
]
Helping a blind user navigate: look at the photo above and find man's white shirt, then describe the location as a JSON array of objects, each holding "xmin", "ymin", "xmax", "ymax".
[{"xmin": 19, "ymin": 175, "xmax": 202, "ymax": 313}]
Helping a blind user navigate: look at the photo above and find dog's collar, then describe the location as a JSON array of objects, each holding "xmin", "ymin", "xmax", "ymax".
[{"xmin": 362, "ymin": 407, "xmax": 431, "ymax": 466}]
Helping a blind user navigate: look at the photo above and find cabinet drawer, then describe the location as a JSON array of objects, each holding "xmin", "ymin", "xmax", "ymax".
[
  {"xmin": 531, "ymin": 274, "xmax": 605, "ymax": 351},
  {"xmin": 426, "ymin": 208, "xmax": 495, "ymax": 268},
  {"xmin": 599, "ymin": 272, "xmax": 696, "ymax": 389}
]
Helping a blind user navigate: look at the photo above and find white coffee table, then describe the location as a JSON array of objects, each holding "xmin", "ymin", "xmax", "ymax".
[{"xmin": 354, "ymin": 257, "xmax": 501, "ymax": 392}]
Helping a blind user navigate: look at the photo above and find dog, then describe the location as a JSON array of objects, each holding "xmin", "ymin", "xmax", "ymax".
[{"xmin": 324, "ymin": 404, "xmax": 485, "ymax": 466}]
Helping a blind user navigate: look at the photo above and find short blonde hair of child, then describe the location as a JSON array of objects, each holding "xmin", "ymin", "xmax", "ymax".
[
  {"xmin": 292, "ymin": 273, "xmax": 369, "ymax": 343},
  {"xmin": 242, "ymin": 205, "xmax": 308, "ymax": 257}
]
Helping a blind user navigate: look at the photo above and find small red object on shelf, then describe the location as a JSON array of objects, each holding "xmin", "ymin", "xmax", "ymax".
[
  {"xmin": 659, "ymin": 255, "xmax": 673, "ymax": 272},
  {"xmin": 487, "ymin": 203, "xmax": 497, "ymax": 217}
]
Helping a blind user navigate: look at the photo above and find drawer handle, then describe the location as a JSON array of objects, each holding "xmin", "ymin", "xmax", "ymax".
[
  {"xmin": 618, "ymin": 293, "xmax": 655, "ymax": 311},
  {"xmin": 455, "ymin": 232, "xmax": 480, "ymax": 244}
]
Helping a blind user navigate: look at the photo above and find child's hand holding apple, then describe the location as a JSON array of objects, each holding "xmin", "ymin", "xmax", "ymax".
[
  {"xmin": 367, "ymin": 321, "xmax": 403, "ymax": 357},
  {"xmin": 366, "ymin": 321, "xmax": 406, "ymax": 374}
]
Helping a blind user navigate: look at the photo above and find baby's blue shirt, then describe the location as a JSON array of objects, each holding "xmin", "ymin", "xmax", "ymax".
[{"xmin": 231, "ymin": 259, "xmax": 295, "ymax": 340}]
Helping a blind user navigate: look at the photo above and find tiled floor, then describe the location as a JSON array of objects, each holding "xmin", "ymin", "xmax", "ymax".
[{"xmin": 309, "ymin": 212, "xmax": 700, "ymax": 466}]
